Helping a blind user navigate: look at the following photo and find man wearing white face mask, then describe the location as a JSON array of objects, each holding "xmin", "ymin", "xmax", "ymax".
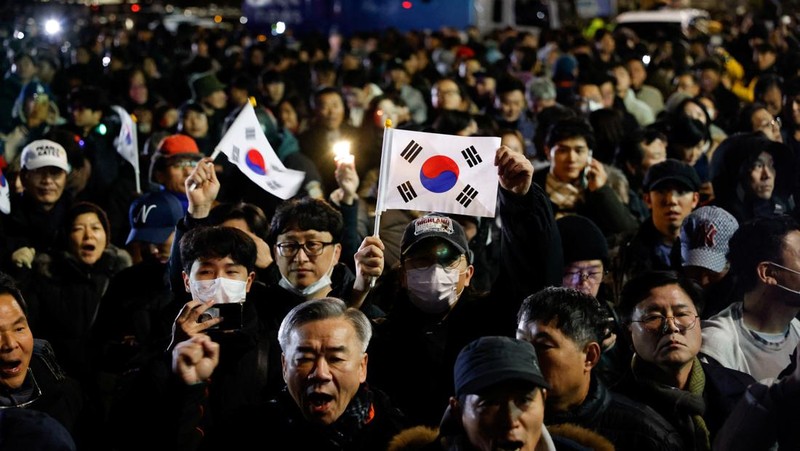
[
  {"xmin": 398, "ymin": 213, "xmax": 475, "ymax": 316},
  {"xmin": 117, "ymin": 225, "xmax": 289, "ymax": 450},
  {"xmin": 700, "ymin": 215, "xmax": 800, "ymax": 383},
  {"xmin": 169, "ymin": 226, "xmax": 256, "ymax": 345},
  {"xmin": 367, "ymin": 145, "xmax": 564, "ymax": 427}
]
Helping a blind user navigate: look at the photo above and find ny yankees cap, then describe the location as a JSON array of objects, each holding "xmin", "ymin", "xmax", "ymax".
[
  {"xmin": 679, "ymin": 206, "xmax": 739, "ymax": 273},
  {"xmin": 126, "ymin": 191, "xmax": 185, "ymax": 245}
]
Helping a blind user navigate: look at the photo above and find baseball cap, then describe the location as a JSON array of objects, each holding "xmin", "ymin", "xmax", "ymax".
[
  {"xmin": 191, "ymin": 72, "xmax": 226, "ymax": 100},
  {"xmin": 126, "ymin": 191, "xmax": 185, "ymax": 245},
  {"xmin": 680, "ymin": 206, "xmax": 739, "ymax": 273},
  {"xmin": 643, "ymin": 159, "xmax": 701, "ymax": 192},
  {"xmin": 400, "ymin": 213, "xmax": 469, "ymax": 257},
  {"xmin": 155, "ymin": 134, "xmax": 201, "ymax": 159},
  {"xmin": 21, "ymin": 139, "xmax": 71, "ymax": 172},
  {"xmin": 454, "ymin": 336, "xmax": 550, "ymax": 397}
]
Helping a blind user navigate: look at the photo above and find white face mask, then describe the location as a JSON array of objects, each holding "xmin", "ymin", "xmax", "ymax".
[
  {"xmin": 278, "ymin": 258, "xmax": 335, "ymax": 298},
  {"xmin": 189, "ymin": 277, "xmax": 248, "ymax": 304},
  {"xmin": 580, "ymin": 98, "xmax": 603, "ymax": 113},
  {"xmin": 405, "ymin": 265, "xmax": 464, "ymax": 314},
  {"xmin": 768, "ymin": 262, "xmax": 800, "ymax": 296}
]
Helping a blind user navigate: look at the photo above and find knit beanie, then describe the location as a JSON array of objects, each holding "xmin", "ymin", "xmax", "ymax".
[{"xmin": 557, "ymin": 215, "xmax": 609, "ymax": 266}]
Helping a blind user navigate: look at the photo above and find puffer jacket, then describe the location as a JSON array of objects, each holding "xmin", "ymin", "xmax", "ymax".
[{"xmin": 21, "ymin": 245, "xmax": 131, "ymax": 384}]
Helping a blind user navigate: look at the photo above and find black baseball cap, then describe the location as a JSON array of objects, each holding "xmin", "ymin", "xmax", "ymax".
[
  {"xmin": 454, "ymin": 336, "xmax": 550, "ymax": 397},
  {"xmin": 643, "ymin": 159, "xmax": 701, "ymax": 192},
  {"xmin": 401, "ymin": 213, "xmax": 469, "ymax": 257}
]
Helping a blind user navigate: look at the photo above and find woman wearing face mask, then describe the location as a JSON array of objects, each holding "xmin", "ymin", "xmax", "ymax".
[
  {"xmin": 366, "ymin": 146, "xmax": 564, "ymax": 428},
  {"xmin": 15, "ymin": 202, "xmax": 132, "ymax": 387},
  {"xmin": 666, "ymin": 115, "xmax": 714, "ymax": 204}
]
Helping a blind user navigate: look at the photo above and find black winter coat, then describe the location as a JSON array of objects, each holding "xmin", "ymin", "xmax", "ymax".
[
  {"xmin": 367, "ymin": 185, "xmax": 563, "ymax": 426},
  {"xmin": 546, "ymin": 375, "xmax": 684, "ymax": 451}
]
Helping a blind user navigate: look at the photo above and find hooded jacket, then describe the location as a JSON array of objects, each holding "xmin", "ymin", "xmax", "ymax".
[{"xmin": 710, "ymin": 132, "xmax": 795, "ymax": 223}]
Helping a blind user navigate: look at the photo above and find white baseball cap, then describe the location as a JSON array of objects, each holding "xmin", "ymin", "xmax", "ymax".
[{"xmin": 21, "ymin": 139, "xmax": 71, "ymax": 173}]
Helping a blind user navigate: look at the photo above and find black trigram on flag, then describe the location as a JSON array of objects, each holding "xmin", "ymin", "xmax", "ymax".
[
  {"xmin": 401, "ymin": 140, "xmax": 423, "ymax": 163},
  {"xmin": 245, "ymin": 127, "xmax": 256, "ymax": 140},
  {"xmin": 461, "ymin": 145, "xmax": 483, "ymax": 167},
  {"xmin": 266, "ymin": 180, "xmax": 283, "ymax": 190},
  {"xmin": 231, "ymin": 146, "xmax": 240, "ymax": 163},
  {"xmin": 397, "ymin": 181, "xmax": 418, "ymax": 203},
  {"xmin": 456, "ymin": 184, "xmax": 478, "ymax": 207}
]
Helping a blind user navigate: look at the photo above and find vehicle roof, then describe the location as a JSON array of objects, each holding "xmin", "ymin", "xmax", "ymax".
[{"xmin": 615, "ymin": 8, "xmax": 709, "ymax": 28}]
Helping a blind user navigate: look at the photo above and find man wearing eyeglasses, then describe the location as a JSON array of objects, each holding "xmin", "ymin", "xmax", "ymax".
[
  {"xmin": 149, "ymin": 134, "xmax": 203, "ymax": 211},
  {"xmin": 615, "ymin": 270, "xmax": 755, "ymax": 449},
  {"xmin": 264, "ymin": 196, "xmax": 384, "ymax": 315},
  {"xmin": 700, "ymin": 215, "xmax": 800, "ymax": 383},
  {"xmin": 556, "ymin": 214, "xmax": 632, "ymax": 386},
  {"xmin": 516, "ymin": 286, "xmax": 683, "ymax": 450}
]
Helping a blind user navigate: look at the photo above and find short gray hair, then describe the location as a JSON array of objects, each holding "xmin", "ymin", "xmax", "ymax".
[{"xmin": 278, "ymin": 298, "xmax": 372, "ymax": 353}]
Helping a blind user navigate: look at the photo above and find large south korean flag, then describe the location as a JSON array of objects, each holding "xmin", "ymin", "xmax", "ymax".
[{"xmin": 378, "ymin": 129, "xmax": 500, "ymax": 218}]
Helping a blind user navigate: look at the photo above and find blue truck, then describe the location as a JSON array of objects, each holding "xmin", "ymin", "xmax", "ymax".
[{"xmin": 240, "ymin": 0, "xmax": 596, "ymax": 36}]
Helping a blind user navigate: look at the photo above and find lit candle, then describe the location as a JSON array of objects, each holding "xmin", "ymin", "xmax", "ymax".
[{"xmin": 332, "ymin": 140, "xmax": 354, "ymax": 165}]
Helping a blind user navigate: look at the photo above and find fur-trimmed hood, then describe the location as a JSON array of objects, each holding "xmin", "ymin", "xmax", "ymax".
[{"xmin": 387, "ymin": 423, "xmax": 615, "ymax": 451}]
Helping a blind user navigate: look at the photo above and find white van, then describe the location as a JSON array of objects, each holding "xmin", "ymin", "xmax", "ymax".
[{"xmin": 613, "ymin": 8, "xmax": 710, "ymax": 43}]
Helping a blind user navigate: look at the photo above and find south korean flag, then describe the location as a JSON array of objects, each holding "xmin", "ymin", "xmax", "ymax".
[{"xmin": 378, "ymin": 128, "xmax": 500, "ymax": 218}]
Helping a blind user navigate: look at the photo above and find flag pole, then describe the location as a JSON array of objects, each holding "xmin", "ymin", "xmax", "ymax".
[
  {"xmin": 134, "ymin": 165, "xmax": 141, "ymax": 194},
  {"xmin": 189, "ymin": 98, "xmax": 254, "ymax": 191},
  {"xmin": 370, "ymin": 118, "xmax": 393, "ymax": 288},
  {"xmin": 188, "ymin": 146, "xmax": 222, "ymax": 192}
]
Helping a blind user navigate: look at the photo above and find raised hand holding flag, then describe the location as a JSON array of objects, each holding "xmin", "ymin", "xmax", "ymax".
[
  {"xmin": 214, "ymin": 102, "xmax": 305, "ymax": 200},
  {"xmin": 377, "ymin": 128, "xmax": 501, "ymax": 218}
]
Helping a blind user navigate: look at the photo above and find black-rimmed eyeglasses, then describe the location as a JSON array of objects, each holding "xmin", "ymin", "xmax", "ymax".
[{"xmin": 275, "ymin": 241, "xmax": 335, "ymax": 258}]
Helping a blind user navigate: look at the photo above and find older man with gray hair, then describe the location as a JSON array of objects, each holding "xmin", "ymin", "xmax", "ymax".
[{"xmin": 171, "ymin": 297, "xmax": 407, "ymax": 450}]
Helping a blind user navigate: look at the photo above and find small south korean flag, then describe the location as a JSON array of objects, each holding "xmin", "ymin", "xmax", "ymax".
[
  {"xmin": 216, "ymin": 103, "xmax": 305, "ymax": 200},
  {"xmin": 0, "ymin": 167, "xmax": 10, "ymax": 214},
  {"xmin": 378, "ymin": 128, "xmax": 500, "ymax": 217}
]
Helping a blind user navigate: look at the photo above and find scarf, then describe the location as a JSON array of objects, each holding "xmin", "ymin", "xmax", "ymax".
[
  {"xmin": 631, "ymin": 356, "xmax": 711, "ymax": 450},
  {"xmin": 290, "ymin": 385, "xmax": 375, "ymax": 448},
  {"xmin": 545, "ymin": 172, "xmax": 582, "ymax": 215}
]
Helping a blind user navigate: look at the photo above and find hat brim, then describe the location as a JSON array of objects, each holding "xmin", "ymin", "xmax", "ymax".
[
  {"xmin": 456, "ymin": 369, "xmax": 550, "ymax": 397},
  {"xmin": 126, "ymin": 226, "xmax": 174, "ymax": 245},
  {"xmin": 25, "ymin": 160, "xmax": 71, "ymax": 173},
  {"xmin": 165, "ymin": 153, "xmax": 203, "ymax": 160},
  {"xmin": 683, "ymin": 248, "xmax": 727, "ymax": 273},
  {"xmin": 648, "ymin": 176, "xmax": 697, "ymax": 192},
  {"xmin": 402, "ymin": 235, "xmax": 468, "ymax": 257}
]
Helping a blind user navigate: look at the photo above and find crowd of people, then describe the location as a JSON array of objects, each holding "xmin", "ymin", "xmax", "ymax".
[{"xmin": 1, "ymin": 3, "xmax": 800, "ymax": 450}]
